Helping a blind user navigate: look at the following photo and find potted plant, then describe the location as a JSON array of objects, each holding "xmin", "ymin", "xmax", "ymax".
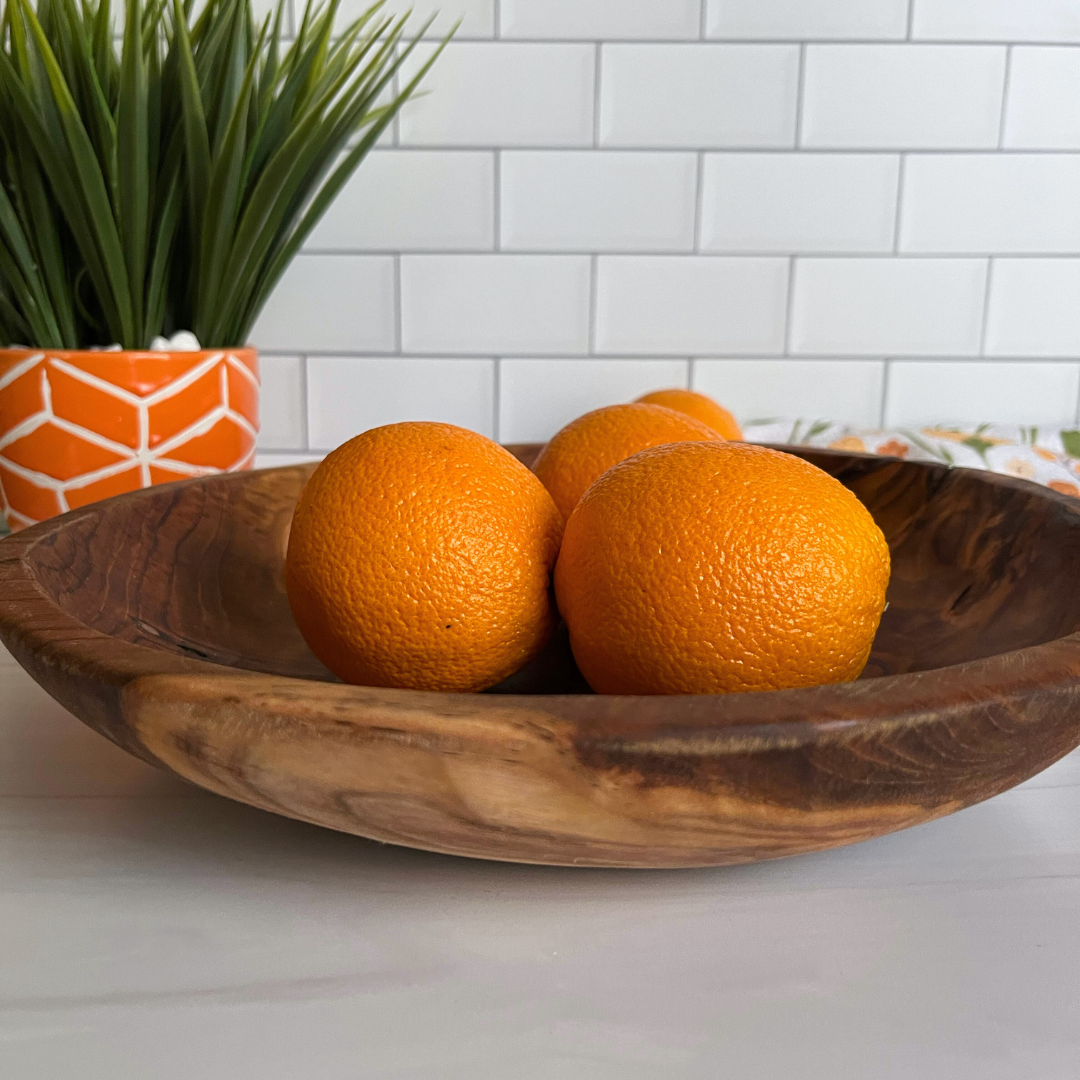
[{"xmin": 0, "ymin": 0, "xmax": 443, "ymax": 530}]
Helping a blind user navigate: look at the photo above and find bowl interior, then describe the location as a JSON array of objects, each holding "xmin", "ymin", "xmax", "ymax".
[{"xmin": 19, "ymin": 447, "xmax": 1080, "ymax": 692}]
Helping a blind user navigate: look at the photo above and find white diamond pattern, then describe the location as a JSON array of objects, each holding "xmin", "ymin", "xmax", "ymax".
[{"xmin": 0, "ymin": 351, "xmax": 259, "ymax": 527}]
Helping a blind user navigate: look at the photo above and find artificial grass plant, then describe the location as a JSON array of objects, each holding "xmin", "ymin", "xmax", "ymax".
[{"xmin": 0, "ymin": 0, "xmax": 445, "ymax": 349}]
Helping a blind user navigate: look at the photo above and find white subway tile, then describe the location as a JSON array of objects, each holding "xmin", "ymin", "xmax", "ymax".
[
  {"xmin": 498, "ymin": 358, "xmax": 690, "ymax": 443},
  {"xmin": 900, "ymin": 155, "xmax": 1080, "ymax": 254},
  {"xmin": 307, "ymin": 357, "xmax": 495, "ymax": 449},
  {"xmin": 249, "ymin": 255, "xmax": 396, "ymax": 353},
  {"xmin": 305, "ymin": 151, "xmax": 493, "ymax": 252},
  {"xmin": 400, "ymin": 255, "xmax": 591, "ymax": 354},
  {"xmin": 255, "ymin": 452, "xmax": 324, "ymax": 469},
  {"xmin": 600, "ymin": 45, "xmax": 799, "ymax": 149},
  {"xmin": 790, "ymin": 258, "xmax": 987, "ymax": 356},
  {"xmin": 256, "ymin": 356, "xmax": 305, "ymax": 451},
  {"xmin": 414, "ymin": 0, "xmax": 496, "ymax": 38},
  {"xmin": 984, "ymin": 260, "xmax": 1080, "ymax": 357},
  {"xmin": 885, "ymin": 361, "xmax": 1080, "ymax": 426},
  {"xmin": 707, "ymin": 0, "xmax": 909, "ymax": 40},
  {"xmin": 251, "ymin": 0, "xmax": 282, "ymax": 26},
  {"xmin": 700, "ymin": 153, "xmax": 899, "ymax": 253},
  {"xmin": 398, "ymin": 43, "xmax": 594, "ymax": 147},
  {"xmin": 801, "ymin": 45, "xmax": 1006, "ymax": 150},
  {"xmin": 595, "ymin": 256, "xmax": 789, "ymax": 355},
  {"xmin": 500, "ymin": 0, "xmax": 700, "ymax": 40},
  {"xmin": 693, "ymin": 359, "xmax": 886, "ymax": 426},
  {"xmin": 1002, "ymin": 48, "xmax": 1080, "ymax": 149},
  {"xmin": 335, "ymin": 0, "xmax": 495, "ymax": 38},
  {"xmin": 911, "ymin": 0, "xmax": 1080, "ymax": 43},
  {"xmin": 501, "ymin": 152, "xmax": 697, "ymax": 252}
]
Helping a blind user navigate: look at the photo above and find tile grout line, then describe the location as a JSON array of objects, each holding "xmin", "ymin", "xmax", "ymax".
[
  {"xmin": 493, "ymin": 0, "xmax": 500, "ymax": 38},
  {"xmin": 699, "ymin": 0, "xmax": 708, "ymax": 40},
  {"xmin": 880, "ymin": 359, "xmax": 892, "ymax": 427},
  {"xmin": 997, "ymin": 45, "xmax": 1014, "ymax": 149},
  {"xmin": 892, "ymin": 154, "xmax": 907, "ymax": 253},
  {"xmin": 492, "ymin": 358, "xmax": 502, "ymax": 440},
  {"xmin": 978, "ymin": 259, "xmax": 995, "ymax": 356},
  {"xmin": 301, "ymin": 249, "xmax": 1080, "ymax": 261},
  {"xmin": 300, "ymin": 355, "xmax": 311, "ymax": 450},
  {"xmin": 262, "ymin": 349, "xmax": 1080, "ymax": 364},
  {"xmin": 782, "ymin": 256, "xmax": 797, "ymax": 356},
  {"xmin": 592, "ymin": 43, "xmax": 603, "ymax": 147},
  {"xmin": 692, "ymin": 152, "xmax": 706, "ymax": 253},
  {"xmin": 794, "ymin": 43, "xmax": 807, "ymax": 149},
  {"xmin": 369, "ymin": 145, "xmax": 1080, "ymax": 156},
  {"xmin": 906, "ymin": 0, "xmax": 916, "ymax": 39},
  {"xmin": 588, "ymin": 254, "xmax": 600, "ymax": 356},
  {"xmin": 393, "ymin": 255, "xmax": 403, "ymax": 354},
  {"xmin": 115, "ymin": 33, "xmax": 1080, "ymax": 47},
  {"xmin": 493, "ymin": 149, "xmax": 502, "ymax": 249}
]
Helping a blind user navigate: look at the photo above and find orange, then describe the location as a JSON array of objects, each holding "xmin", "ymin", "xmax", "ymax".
[
  {"xmin": 285, "ymin": 422, "xmax": 563, "ymax": 692},
  {"xmin": 635, "ymin": 388, "xmax": 743, "ymax": 441},
  {"xmin": 554, "ymin": 441, "xmax": 890, "ymax": 695},
  {"xmin": 531, "ymin": 403, "xmax": 721, "ymax": 521}
]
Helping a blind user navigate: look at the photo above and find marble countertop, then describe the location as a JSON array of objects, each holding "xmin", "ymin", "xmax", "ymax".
[{"xmin": 2, "ymin": 647, "xmax": 1078, "ymax": 1080}]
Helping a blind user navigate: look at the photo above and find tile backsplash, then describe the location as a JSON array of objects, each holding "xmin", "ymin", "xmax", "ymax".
[{"xmin": 250, "ymin": 0, "xmax": 1080, "ymax": 464}]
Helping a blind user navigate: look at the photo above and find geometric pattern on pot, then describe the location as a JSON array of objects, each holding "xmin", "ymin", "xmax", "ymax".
[{"xmin": 0, "ymin": 348, "xmax": 259, "ymax": 531}]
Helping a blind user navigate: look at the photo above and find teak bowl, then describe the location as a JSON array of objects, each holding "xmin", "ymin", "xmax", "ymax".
[{"xmin": 2, "ymin": 445, "xmax": 1080, "ymax": 868}]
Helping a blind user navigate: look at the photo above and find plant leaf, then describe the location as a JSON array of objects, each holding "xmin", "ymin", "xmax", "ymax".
[
  {"xmin": 118, "ymin": 0, "xmax": 149, "ymax": 342},
  {"xmin": 0, "ymin": 0, "xmax": 447, "ymax": 349},
  {"xmin": 0, "ymin": 38, "xmax": 124, "ymax": 338},
  {"xmin": 170, "ymin": 0, "xmax": 209, "ymax": 304},
  {"xmin": 16, "ymin": 0, "xmax": 133, "ymax": 341},
  {"xmin": 0, "ymin": 202, "xmax": 61, "ymax": 345},
  {"xmin": 195, "ymin": 17, "xmax": 264, "ymax": 338},
  {"xmin": 144, "ymin": 168, "xmax": 183, "ymax": 337},
  {"xmin": 214, "ymin": 15, "xmax": 428, "ymax": 339}
]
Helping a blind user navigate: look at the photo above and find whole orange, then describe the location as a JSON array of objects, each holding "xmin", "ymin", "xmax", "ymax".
[
  {"xmin": 531, "ymin": 403, "xmax": 721, "ymax": 521},
  {"xmin": 285, "ymin": 423, "xmax": 563, "ymax": 692},
  {"xmin": 635, "ymin": 388, "xmax": 743, "ymax": 441},
  {"xmin": 554, "ymin": 441, "xmax": 891, "ymax": 695}
]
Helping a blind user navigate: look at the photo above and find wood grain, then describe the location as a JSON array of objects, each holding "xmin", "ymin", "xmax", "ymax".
[{"xmin": 2, "ymin": 447, "xmax": 1080, "ymax": 867}]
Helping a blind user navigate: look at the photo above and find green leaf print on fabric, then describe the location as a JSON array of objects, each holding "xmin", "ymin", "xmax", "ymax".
[
  {"xmin": 1060, "ymin": 431, "xmax": 1080, "ymax": 459},
  {"xmin": 961, "ymin": 436, "xmax": 995, "ymax": 464},
  {"xmin": 902, "ymin": 430, "xmax": 955, "ymax": 465}
]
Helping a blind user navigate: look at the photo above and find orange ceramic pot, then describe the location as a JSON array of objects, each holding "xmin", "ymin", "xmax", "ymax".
[{"xmin": 0, "ymin": 347, "xmax": 259, "ymax": 531}]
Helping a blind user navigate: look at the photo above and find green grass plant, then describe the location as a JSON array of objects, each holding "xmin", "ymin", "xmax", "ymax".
[{"xmin": 0, "ymin": 0, "xmax": 444, "ymax": 348}]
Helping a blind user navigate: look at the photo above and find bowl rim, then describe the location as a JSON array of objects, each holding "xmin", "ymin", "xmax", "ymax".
[{"xmin": 2, "ymin": 452, "xmax": 1080, "ymax": 757}]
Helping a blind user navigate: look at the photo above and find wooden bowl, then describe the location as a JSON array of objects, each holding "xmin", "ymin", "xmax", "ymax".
[{"xmin": 2, "ymin": 446, "xmax": 1080, "ymax": 869}]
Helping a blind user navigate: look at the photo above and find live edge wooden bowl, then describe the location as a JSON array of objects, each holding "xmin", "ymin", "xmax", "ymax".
[{"xmin": 2, "ymin": 445, "xmax": 1080, "ymax": 869}]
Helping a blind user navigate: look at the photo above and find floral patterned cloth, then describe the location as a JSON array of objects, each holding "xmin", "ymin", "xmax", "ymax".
[{"xmin": 742, "ymin": 420, "xmax": 1080, "ymax": 499}]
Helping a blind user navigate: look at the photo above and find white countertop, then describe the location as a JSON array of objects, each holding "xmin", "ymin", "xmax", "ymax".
[{"xmin": 2, "ymin": 648, "xmax": 1078, "ymax": 1080}]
